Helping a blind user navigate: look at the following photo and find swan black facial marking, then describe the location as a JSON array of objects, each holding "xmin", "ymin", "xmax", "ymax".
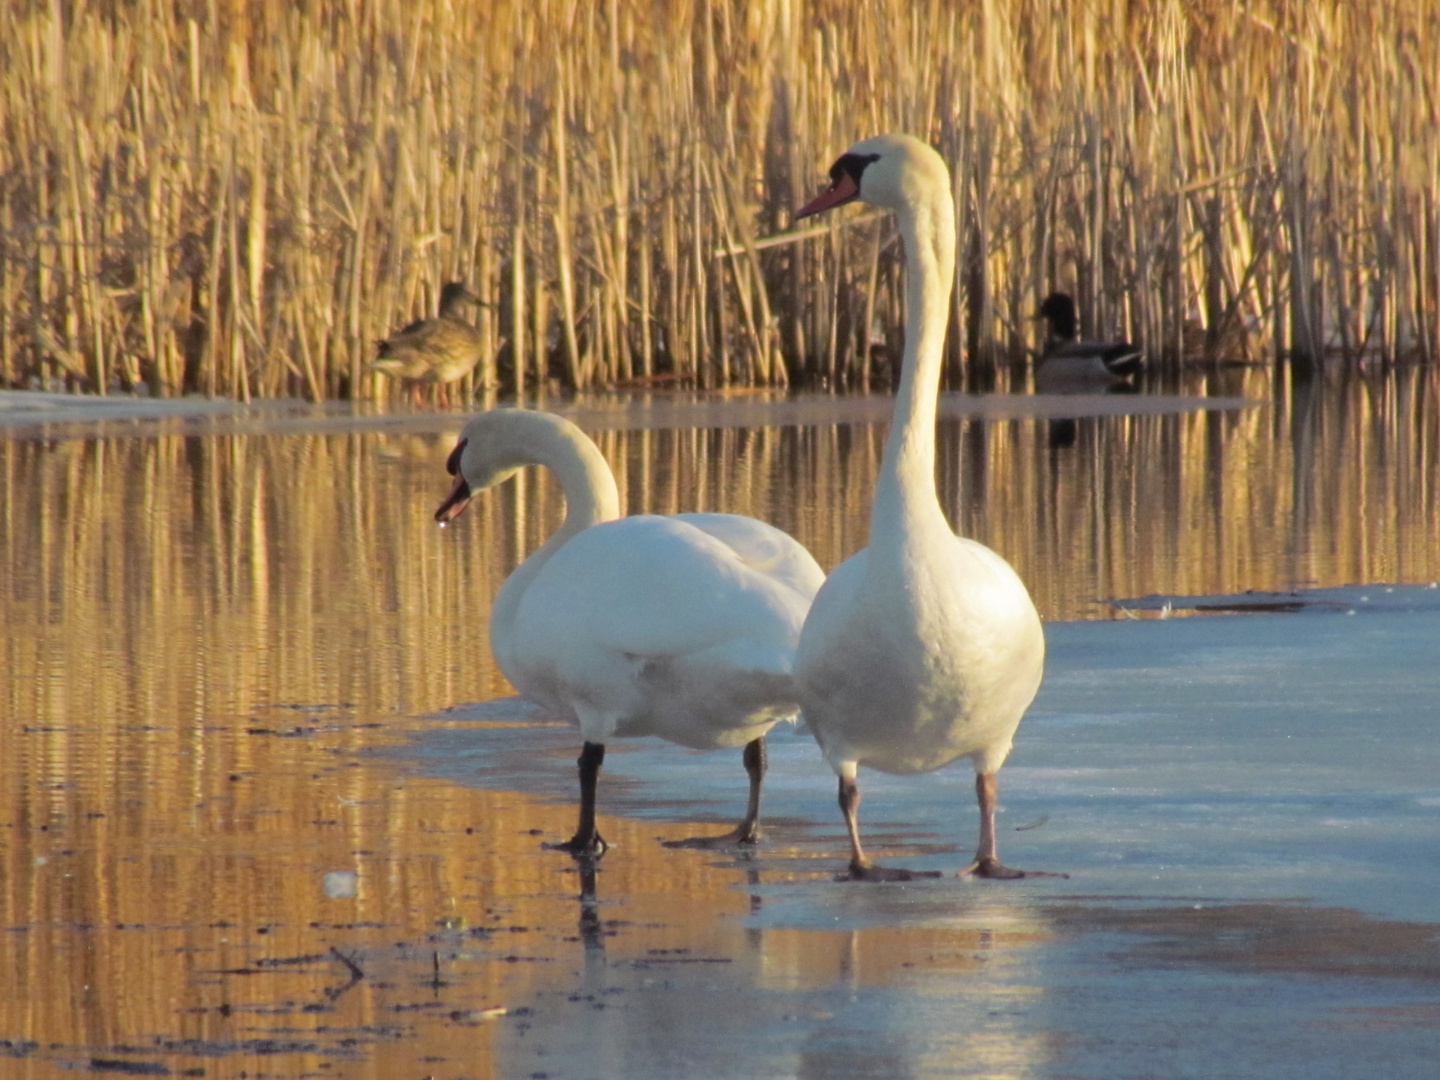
[
  {"xmin": 796, "ymin": 151, "xmax": 881, "ymax": 220},
  {"xmin": 831, "ymin": 152, "xmax": 881, "ymax": 186},
  {"xmin": 445, "ymin": 437, "xmax": 468, "ymax": 477}
]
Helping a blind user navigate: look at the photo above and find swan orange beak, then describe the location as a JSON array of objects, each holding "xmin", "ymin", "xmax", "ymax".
[
  {"xmin": 435, "ymin": 436, "xmax": 472, "ymax": 524},
  {"xmin": 435, "ymin": 474, "xmax": 473, "ymax": 525},
  {"xmin": 795, "ymin": 172, "xmax": 860, "ymax": 220}
]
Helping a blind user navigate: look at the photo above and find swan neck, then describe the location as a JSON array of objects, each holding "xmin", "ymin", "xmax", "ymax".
[
  {"xmin": 487, "ymin": 415, "xmax": 622, "ymax": 569},
  {"xmin": 542, "ymin": 426, "xmax": 621, "ymax": 542},
  {"xmin": 874, "ymin": 187, "xmax": 956, "ymax": 528},
  {"xmin": 489, "ymin": 419, "xmax": 620, "ymax": 651}
]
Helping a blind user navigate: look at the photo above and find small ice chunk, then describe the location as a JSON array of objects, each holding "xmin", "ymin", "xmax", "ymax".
[{"xmin": 322, "ymin": 870, "xmax": 359, "ymax": 898}]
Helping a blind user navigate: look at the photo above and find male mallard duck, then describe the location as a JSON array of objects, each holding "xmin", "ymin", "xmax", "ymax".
[
  {"xmin": 1034, "ymin": 292, "xmax": 1143, "ymax": 393},
  {"xmin": 372, "ymin": 282, "xmax": 486, "ymax": 406}
]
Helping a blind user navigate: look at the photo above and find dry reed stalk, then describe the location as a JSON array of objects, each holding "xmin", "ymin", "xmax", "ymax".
[
  {"xmin": 551, "ymin": 55, "xmax": 582, "ymax": 390},
  {"xmin": 637, "ymin": 198, "xmax": 654, "ymax": 380},
  {"xmin": 1, "ymin": 0, "xmax": 1437, "ymax": 399},
  {"xmin": 690, "ymin": 136, "xmax": 707, "ymax": 388}
]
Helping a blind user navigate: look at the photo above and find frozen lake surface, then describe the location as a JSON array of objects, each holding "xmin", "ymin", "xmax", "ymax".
[
  {"xmin": 3, "ymin": 374, "xmax": 1437, "ymax": 1079},
  {"xmin": 401, "ymin": 581, "xmax": 1440, "ymax": 1079}
]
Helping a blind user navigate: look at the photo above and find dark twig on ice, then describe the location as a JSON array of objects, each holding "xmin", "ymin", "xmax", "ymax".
[
  {"xmin": 432, "ymin": 950, "xmax": 447, "ymax": 992},
  {"xmin": 325, "ymin": 946, "xmax": 365, "ymax": 1000}
]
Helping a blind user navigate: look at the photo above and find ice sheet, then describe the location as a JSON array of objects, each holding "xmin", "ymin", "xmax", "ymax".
[
  {"xmin": 396, "ymin": 584, "xmax": 1440, "ymax": 1079},
  {"xmin": 413, "ymin": 583, "xmax": 1440, "ymax": 923}
]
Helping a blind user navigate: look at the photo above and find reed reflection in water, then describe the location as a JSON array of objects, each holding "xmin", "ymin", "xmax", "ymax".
[{"xmin": 0, "ymin": 367, "xmax": 1437, "ymax": 1076}]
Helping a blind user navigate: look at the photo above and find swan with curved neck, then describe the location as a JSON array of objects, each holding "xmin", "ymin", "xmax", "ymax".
[
  {"xmin": 793, "ymin": 134, "xmax": 1054, "ymax": 881},
  {"xmin": 435, "ymin": 408, "xmax": 824, "ymax": 856}
]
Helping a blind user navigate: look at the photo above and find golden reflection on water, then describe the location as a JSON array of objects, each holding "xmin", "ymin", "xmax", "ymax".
[{"xmin": 0, "ymin": 368, "xmax": 1437, "ymax": 1076}]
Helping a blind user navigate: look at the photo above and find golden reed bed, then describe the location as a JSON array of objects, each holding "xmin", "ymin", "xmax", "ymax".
[{"xmin": 1, "ymin": 0, "xmax": 1436, "ymax": 402}]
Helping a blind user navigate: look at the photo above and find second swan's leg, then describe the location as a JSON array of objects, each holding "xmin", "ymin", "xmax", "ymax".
[
  {"xmin": 837, "ymin": 768, "xmax": 941, "ymax": 883},
  {"xmin": 959, "ymin": 772, "xmax": 1066, "ymax": 880},
  {"xmin": 663, "ymin": 736, "xmax": 767, "ymax": 849}
]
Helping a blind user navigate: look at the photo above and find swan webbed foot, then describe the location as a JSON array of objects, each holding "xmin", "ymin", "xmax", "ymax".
[
  {"xmin": 546, "ymin": 833, "xmax": 609, "ymax": 859},
  {"xmin": 959, "ymin": 856, "xmax": 1068, "ymax": 880},
  {"xmin": 661, "ymin": 824, "xmax": 761, "ymax": 850},
  {"xmin": 838, "ymin": 860, "xmax": 944, "ymax": 883}
]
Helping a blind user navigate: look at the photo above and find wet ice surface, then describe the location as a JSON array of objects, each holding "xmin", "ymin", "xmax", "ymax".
[
  {"xmin": 0, "ymin": 386, "xmax": 1252, "ymax": 435},
  {"xmin": 402, "ymin": 582, "xmax": 1440, "ymax": 1079},
  {"xmin": 6, "ymin": 380, "xmax": 1437, "ymax": 1078}
]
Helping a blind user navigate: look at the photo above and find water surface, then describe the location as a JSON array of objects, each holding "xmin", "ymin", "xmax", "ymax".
[{"xmin": 1, "ymin": 367, "xmax": 1437, "ymax": 1078}]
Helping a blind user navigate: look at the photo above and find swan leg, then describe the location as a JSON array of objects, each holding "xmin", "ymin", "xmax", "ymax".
[
  {"xmin": 548, "ymin": 741, "xmax": 609, "ymax": 857},
  {"xmin": 837, "ymin": 772, "xmax": 941, "ymax": 883},
  {"xmin": 662, "ymin": 736, "xmax": 767, "ymax": 849},
  {"xmin": 959, "ymin": 772, "xmax": 1066, "ymax": 880},
  {"xmin": 736, "ymin": 735, "xmax": 766, "ymax": 842}
]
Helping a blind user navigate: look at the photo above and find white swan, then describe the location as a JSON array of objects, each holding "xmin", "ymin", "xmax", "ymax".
[
  {"xmin": 793, "ymin": 134, "xmax": 1055, "ymax": 881},
  {"xmin": 434, "ymin": 408, "xmax": 824, "ymax": 856}
]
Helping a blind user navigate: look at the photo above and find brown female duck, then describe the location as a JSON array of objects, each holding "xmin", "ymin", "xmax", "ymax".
[{"xmin": 372, "ymin": 282, "xmax": 486, "ymax": 406}]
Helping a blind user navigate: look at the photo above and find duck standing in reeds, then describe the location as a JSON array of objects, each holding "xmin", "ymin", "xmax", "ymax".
[
  {"xmin": 372, "ymin": 282, "xmax": 487, "ymax": 407},
  {"xmin": 1034, "ymin": 292, "xmax": 1143, "ymax": 394}
]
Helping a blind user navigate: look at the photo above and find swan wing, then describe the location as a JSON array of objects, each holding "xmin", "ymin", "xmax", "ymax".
[
  {"xmin": 506, "ymin": 515, "xmax": 812, "ymax": 746},
  {"xmin": 675, "ymin": 512, "xmax": 825, "ymax": 601}
]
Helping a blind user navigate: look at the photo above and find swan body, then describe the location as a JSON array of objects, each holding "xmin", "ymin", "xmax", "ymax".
[
  {"xmin": 1035, "ymin": 291, "xmax": 1143, "ymax": 393},
  {"xmin": 497, "ymin": 513, "xmax": 811, "ymax": 749},
  {"xmin": 373, "ymin": 282, "xmax": 487, "ymax": 405},
  {"xmin": 435, "ymin": 408, "xmax": 824, "ymax": 853},
  {"xmin": 793, "ymin": 134, "xmax": 1049, "ymax": 881},
  {"xmin": 792, "ymin": 541, "xmax": 1044, "ymax": 776}
]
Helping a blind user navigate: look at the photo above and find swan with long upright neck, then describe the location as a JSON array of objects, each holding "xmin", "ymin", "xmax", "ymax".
[
  {"xmin": 434, "ymin": 408, "xmax": 824, "ymax": 856},
  {"xmin": 793, "ymin": 134, "xmax": 1053, "ymax": 881}
]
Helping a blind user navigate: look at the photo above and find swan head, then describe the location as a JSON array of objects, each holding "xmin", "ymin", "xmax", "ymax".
[
  {"xmin": 434, "ymin": 409, "xmax": 620, "ymax": 528},
  {"xmin": 433, "ymin": 411, "xmax": 530, "ymax": 525},
  {"xmin": 795, "ymin": 133, "xmax": 951, "ymax": 221}
]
